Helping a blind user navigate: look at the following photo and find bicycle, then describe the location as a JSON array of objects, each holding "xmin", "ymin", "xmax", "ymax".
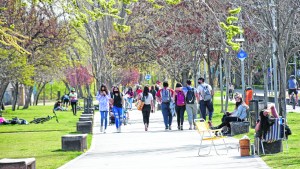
[{"xmin": 290, "ymin": 92, "xmax": 296, "ymax": 110}]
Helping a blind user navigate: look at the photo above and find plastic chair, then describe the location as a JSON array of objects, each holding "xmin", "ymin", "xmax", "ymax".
[{"xmin": 194, "ymin": 119, "xmax": 228, "ymax": 156}]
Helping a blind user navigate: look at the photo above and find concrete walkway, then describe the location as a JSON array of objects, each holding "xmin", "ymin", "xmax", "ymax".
[{"xmin": 58, "ymin": 108, "xmax": 270, "ymax": 169}]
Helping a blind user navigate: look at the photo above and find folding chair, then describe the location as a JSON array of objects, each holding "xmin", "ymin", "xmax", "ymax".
[
  {"xmin": 257, "ymin": 118, "xmax": 288, "ymax": 155},
  {"xmin": 194, "ymin": 119, "xmax": 228, "ymax": 156}
]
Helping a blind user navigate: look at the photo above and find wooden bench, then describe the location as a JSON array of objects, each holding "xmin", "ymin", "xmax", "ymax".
[
  {"xmin": 77, "ymin": 121, "xmax": 93, "ymax": 134},
  {"xmin": 0, "ymin": 158, "xmax": 36, "ymax": 169},
  {"xmin": 61, "ymin": 134, "xmax": 87, "ymax": 151}
]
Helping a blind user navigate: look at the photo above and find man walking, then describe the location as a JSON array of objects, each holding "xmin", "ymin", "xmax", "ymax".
[
  {"xmin": 156, "ymin": 81, "xmax": 175, "ymax": 130},
  {"xmin": 197, "ymin": 77, "xmax": 214, "ymax": 127},
  {"xmin": 183, "ymin": 80, "xmax": 199, "ymax": 130}
]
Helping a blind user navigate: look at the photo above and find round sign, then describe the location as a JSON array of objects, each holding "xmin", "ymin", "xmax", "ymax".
[
  {"xmin": 237, "ymin": 50, "xmax": 248, "ymax": 60},
  {"xmin": 145, "ymin": 74, "xmax": 151, "ymax": 81}
]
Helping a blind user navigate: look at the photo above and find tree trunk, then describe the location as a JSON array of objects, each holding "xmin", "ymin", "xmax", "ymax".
[
  {"xmin": 181, "ymin": 69, "xmax": 189, "ymax": 86},
  {"xmin": 12, "ymin": 82, "xmax": 19, "ymax": 111},
  {"xmin": 0, "ymin": 81, "xmax": 9, "ymax": 108},
  {"xmin": 23, "ymin": 86, "xmax": 33, "ymax": 109},
  {"xmin": 34, "ymin": 83, "xmax": 46, "ymax": 105},
  {"xmin": 263, "ymin": 58, "xmax": 269, "ymax": 108}
]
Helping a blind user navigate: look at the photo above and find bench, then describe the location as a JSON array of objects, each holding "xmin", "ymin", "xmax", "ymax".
[
  {"xmin": 0, "ymin": 158, "xmax": 36, "ymax": 169},
  {"xmin": 61, "ymin": 134, "xmax": 87, "ymax": 151},
  {"xmin": 230, "ymin": 121, "xmax": 250, "ymax": 136},
  {"xmin": 229, "ymin": 110, "xmax": 250, "ymax": 136},
  {"xmin": 77, "ymin": 121, "xmax": 93, "ymax": 133}
]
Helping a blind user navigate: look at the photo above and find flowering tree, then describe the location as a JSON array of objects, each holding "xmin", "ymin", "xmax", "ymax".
[
  {"xmin": 119, "ymin": 68, "xmax": 140, "ymax": 86},
  {"xmin": 66, "ymin": 66, "xmax": 94, "ymax": 88}
]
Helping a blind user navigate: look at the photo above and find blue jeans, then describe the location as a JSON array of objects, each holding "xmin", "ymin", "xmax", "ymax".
[
  {"xmin": 199, "ymin": 100, "xmax": 214, "ymax": 121},
  {"xmin": 113, "ymin": 106, "xmax": 123, "ymax": 129},
  {"xmin": 161, "ymin": 103, "xmax": 173, "ymax": 128},
  {"xmin": 127, "ymin": 98, "xmax": 133, "ymax": 109},
  {"xmin": 100, "ymin": 111, "xmax": 108, "ymax": 129}
]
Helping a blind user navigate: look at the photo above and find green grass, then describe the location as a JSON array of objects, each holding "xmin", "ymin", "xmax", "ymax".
[
  {"xmin": 0, "ymin": 104, "xmax": 92, "ymax": 169},
  {"xmin": 212, "ymin": 91, "xmax": 300, "ymax": 169}
]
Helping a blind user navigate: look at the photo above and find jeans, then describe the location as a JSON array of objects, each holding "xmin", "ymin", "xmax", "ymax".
[
  {"xmin": 161, "ymin": 102, "xmax": 173, "ymax": 128},
  {"xmin": 199, "ymin": 100, "xmax": 214, "ymax": 121},
  {"xmin": 186, "ymin": 103, "xmax": 197, "ymax": 125},
  {"xmin": 113, "ymin": 106, "xmax": 123, "ymax": 129},
  {"xmin": 142, "ymin": 104, "xmax": 151, "ymax": 126},
  {"xmin": 71, "ymin": 102, "xmax": 77, "ymax": 115},
  {"xmin": 100, "ymin": 111, "xmax": 108, "ymax": 129},
  {"xmin": 218, "ymin": 116, "xmax": 243, "ymax": 129},
  {"xmin": 175, "ymin": 105, "xmax": 185, "ymax": 127},
  {"xmin": 127, "ymin": 97, "xmax": 133, "ymax": 109}
]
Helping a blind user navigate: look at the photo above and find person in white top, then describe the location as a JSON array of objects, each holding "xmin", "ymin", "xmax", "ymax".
[
  {"xmin": 138, "ymin": 86, "xmax": 154, "ymax": 131},
  {"xmin": 69, "ymin": 88, "xmax": 78, "ymax": 116},
  {"xmin": 197, "ymin": 77, "xmax": 214, "ymax": 127}
]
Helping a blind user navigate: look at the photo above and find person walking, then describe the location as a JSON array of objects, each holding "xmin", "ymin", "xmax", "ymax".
[
  {"xmin": 156, "ymin": 81, "xmax": 175, "ymax": 130},
  {"xmin": 69, "ymin": 88, "xmax": 78, "ymax": 116},
  {"xmin": 150, "ymin": 86, "xmax": 157, "ymax": 113},
  {"xmin": 96, "ymin": 84, "xmax": 111, "ymax": 133},
  {"xmin": 138, "ymin": 86, "xmax": 154, "ymax": 131},
  {"xmin": 197, "ymin": 77, "xmax": 214, "ymax": 127},
  {"xmin": 125, "ymin": 87, "xmax": 134, "ymax": 110},
  {"xmin": 174, "ymin": 83, "xmax": 186, "ymax": 130},
  {"xmin": 184, "ymin": 80, "xmax": 199, "ymax": 130},
  {"xmin": 111, "ymin": 86, "xmax": 124, "ymax": 133}
]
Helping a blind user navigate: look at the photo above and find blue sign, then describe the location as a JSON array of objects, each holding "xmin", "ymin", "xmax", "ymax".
[
  {"xmin": 237, "ymin": 50, "xmax": 248, "ymax": 60},
  {"xmin": 145, "ymin": 74, "xmax": 151, "ymax": 81}
]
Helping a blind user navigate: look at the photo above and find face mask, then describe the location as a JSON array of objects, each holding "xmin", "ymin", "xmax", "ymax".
[{"xmin": 198, "ymin": 82, "xmax": 201, "ymax": 84}]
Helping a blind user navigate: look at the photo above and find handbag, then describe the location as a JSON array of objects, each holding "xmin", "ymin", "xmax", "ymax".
[{"xmin": 136, "ymin": 96, "xmax": 145, "ymax": 111}]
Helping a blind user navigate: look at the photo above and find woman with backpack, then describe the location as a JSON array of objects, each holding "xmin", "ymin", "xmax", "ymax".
[
  {"xmin": 174, "ymin": 83, "xmax": 186, "ymax": 130},
  {"xmin": 138, "ymin": 86, "xmax": 154, "ymax": 131}
]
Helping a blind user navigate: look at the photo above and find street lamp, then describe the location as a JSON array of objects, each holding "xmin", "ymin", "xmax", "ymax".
[{"xmin": 235, "ymin": 38, "xmax": 246, "ymax": 100}]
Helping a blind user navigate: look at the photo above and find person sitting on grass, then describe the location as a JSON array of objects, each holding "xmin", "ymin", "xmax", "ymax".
[
  {"xmin": 211, "ymin": 93, "xmax": 248, "ymax": 135},
  {"xmin": 54, "ymin": 100, "xmax": 65, "ymax": 111}
]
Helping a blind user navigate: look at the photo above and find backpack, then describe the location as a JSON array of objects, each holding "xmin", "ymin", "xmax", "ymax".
[
  {"xmin": 161, "ymin": 88, "xmax": 171, "ymax": 103},
  {"xmin": 176, "ymin": 91, "xmax": 185, "ymax": 106},
  {"xmin": 186, "ymin": 88, "xmax": 195, "ymax": 104},
  {"xmin": 202, "ymin": 85, "xmax": 212, "ymax": 101}
]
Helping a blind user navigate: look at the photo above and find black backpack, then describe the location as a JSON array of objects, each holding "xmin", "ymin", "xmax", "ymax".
[{"xmin": 186, "ymin": 88, "xmax": 195, "ymax": 104}]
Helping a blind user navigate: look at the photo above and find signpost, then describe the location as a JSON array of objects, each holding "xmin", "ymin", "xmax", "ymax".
[
  {"xmin": 237, "ymin": 50, "xmax": 248, "ymax": 99},
  {"xmin": 145, "ymin": 74, "xmax": 151, "ymax": 81}
]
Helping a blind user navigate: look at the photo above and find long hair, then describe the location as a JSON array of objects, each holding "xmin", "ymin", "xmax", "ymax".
[
  {"xmin": 99, "ymin": 84, "xmax": 108, "ymax": 94},
  {"xmin": 234, "ymin": 93, "xmax": 248, "ymax": 110},
  {"xmin": 143, "ymin": 86, "xmax": 149, "ymax": 97}
]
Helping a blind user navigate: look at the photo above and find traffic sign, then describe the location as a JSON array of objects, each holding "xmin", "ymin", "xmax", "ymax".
[
  {"xmin": 145, "ymin": 74, "xmax": 151, "ymax": 81},
  {"xmin": 237, "ymin": 50, "xmax": 248, "ymax": 60}
]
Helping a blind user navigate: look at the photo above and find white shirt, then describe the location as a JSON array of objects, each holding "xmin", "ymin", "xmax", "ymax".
[
  {"xmin": 140, "ymin": 93, "xmax": 153, "ymax": 105},
  {"xmin": 197, "ymin": 82, "xmax": 212, "ymax": 100}
]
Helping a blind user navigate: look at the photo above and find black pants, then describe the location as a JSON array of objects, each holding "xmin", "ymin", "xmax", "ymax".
[
  {"xmin": 142, "ymin": 104, "xmax": 151, "ymax": 126},
  {"xmin": 218, "ymin": 115, "xmax": 243, "ymax": 129},
  {"xmin": 71, "ymin": 102, "xmax": 77, "ymax": 115},
  {"xmin": 175, "ymin": 105, "xmax": 185, "ymax": 127}
]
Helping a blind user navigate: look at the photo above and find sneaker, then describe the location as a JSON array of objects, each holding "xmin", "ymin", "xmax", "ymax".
[
  {"xmin": 169, "ymin": 126, "xmax": 172, "ymax": 130},
  {"xmin": 119, "ymin": 126, "xmax": 122, "ymax": 133},
  {"xmin": 165, "ymin": 126, "xmax": 169, "ymax": 130},
  {"xmin": 100, "ymin": 126, "xmax": 103, "ymax": 132},
  {"xmin": 103, "ymin": 129, "xmax": 106, "ymax": 133},
  {"xmin": 180, "ymin": 126, "xmax": 183, "ymax": 130},
  {"xmin": 177, "ymin": 126, "xmax": 180, "ymax": 130}
]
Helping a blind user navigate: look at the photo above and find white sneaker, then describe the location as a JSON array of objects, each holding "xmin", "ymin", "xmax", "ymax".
[
  {"xmin": 119, "ymin": 126, "xmax": 122, "ymax": 133},
  {"xmin": 100, "ymin": 126, "xmax": 103, "ymax": 132},
  {"xmin": 103, "ymin": 129, "xmax": 106, "ymax": 133}
]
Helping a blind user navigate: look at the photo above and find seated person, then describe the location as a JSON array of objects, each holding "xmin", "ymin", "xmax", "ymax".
[
  {"xmin": 212, "ymin": 93, "xmax": 249, "ymax": 134},
  {"xmin": 54, "ymin": 100, "xmax": 64, "ymax": 111},
  {"xmin": 61, "ymin": 94, "xmax": 70, "ymax": 109}
]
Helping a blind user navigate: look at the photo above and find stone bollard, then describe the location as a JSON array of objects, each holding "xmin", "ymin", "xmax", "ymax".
[
  {"xmin": 0, "ymin": 158, "xmax": 36, "ymax": 169},
  {"xmin": 61, "ymin": 134, "xmax": 87, "ymax": 151},
  {"xmin": 79, "ymin": 117, "xmax": 93, "ymax": 122},
  {"xmin": 230, "ymin": 121, "xmax": 250, "ymax": 136},
  {"xmin": 80, "ymin": 114, "xmax": 93, "ymax": 118},
  {"xmin": 77, "ymin": 121, "xmax": 92, "ymax": 134}
]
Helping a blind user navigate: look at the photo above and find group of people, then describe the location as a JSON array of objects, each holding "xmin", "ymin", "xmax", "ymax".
[
  {"xmin": 53, "ymin": 88, "xmax": 78, "ymax": 116},
  {"xmin": 95, "ymin": 77, "xmax": 250, "ymax": 134}
]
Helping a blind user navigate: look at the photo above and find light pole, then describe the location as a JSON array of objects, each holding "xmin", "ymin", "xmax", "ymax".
[{"xmin": 235, "ymin": 38, "xmax": 246, "ymax": 100}]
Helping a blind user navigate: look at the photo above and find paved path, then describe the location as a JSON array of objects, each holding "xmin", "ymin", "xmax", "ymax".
[{"xmin": 58, "ymin": 109, "xmax": 270, "ymax": 169}]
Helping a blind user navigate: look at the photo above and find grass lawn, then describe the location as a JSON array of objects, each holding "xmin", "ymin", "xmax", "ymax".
[
  {"xmin": 212, "ymin": 91, "xmax": 300, "ymax": 169},
  {"xmin": 0, "ymin": 104, "xmax": 92, "ymax": 169}
]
